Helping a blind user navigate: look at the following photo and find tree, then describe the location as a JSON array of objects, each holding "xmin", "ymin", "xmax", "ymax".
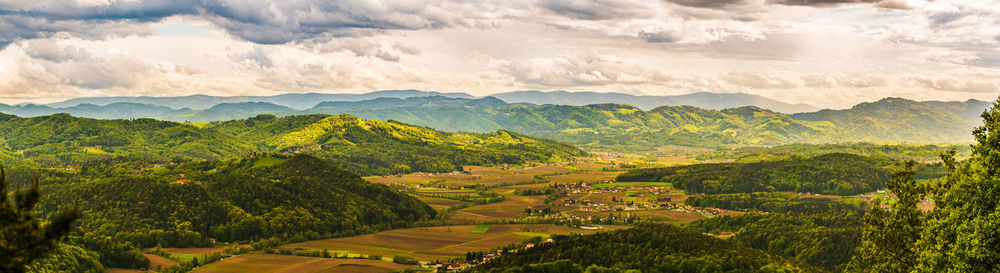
[
  {"xmin": 914, "ymin": 101, "xmax": 1000, "ymax": 272},
  {"xmin": 848, "ymin": 161, "xmax": 924, "ymax": 272},
  {"xmin": 0, "ymin": 165, "xmax": 79, "ymax": 273},
  {"xmin": 849, "ymin": 99, "xmax": 1000, "ymax": 272}
]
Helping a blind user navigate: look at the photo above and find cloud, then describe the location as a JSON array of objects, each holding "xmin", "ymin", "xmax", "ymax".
[
  {"xmin": 664, "ymin": 0, "xmax": 753, "ymax": 9},
  {"xmin": 0, "ymin": 0, "xmax": 509, "ymax": 48},
  {"xmin": 490, "ymin": 51, "xmax": 673, "ymax": 87},
  {"xmin": 539, "ymin": 0, "xmax": 658, "ymax": 20},
  {"xmin": 721, "ymin": 72, "xmax": 799, "ymax": 89},
  {"xmin": 909, "ymin": 75, "xmax": 999, "ymax": 93}
]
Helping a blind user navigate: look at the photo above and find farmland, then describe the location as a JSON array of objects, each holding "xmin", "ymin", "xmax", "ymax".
[
  {"xmin": 193, "ymin": 254, "xmax": 413, "ymax": 273},
  {"xmin": 282, "ymin": 224, "xmax": 619, "ymax": 262}
]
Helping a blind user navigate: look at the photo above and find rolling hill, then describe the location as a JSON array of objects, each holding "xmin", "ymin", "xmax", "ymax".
[
  {"xmin": 205, "ymin": 114, "xmax": 587, "ymax": 175},
  {"xmin": 3, "ymin": 94, "xmax": 991, "ymax": 151},
  {"xmin": 0, "ymin": 113, "xmax": 584, "ymax": 175},
  {"xmin": 34, "ymin": 154, "xmax": 436, "ymax": 268}
]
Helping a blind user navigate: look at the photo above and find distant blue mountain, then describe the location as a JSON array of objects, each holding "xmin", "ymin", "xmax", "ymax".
[
  {"xmin": 491, "ymin": 90, "xmax": 820, "ymax": 113},
  {"xmin": 45, "ymin": 90, "xmax": 476, "ymax": 110}
]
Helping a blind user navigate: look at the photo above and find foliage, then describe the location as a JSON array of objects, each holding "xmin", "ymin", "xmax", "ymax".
[
  {"xmin": 847, "ymin": 161, "xmax": 924, "ymax": 272},
  {"xmin": 32, "ymin": 154, "xmax": 435, "ymax": 269},
  {"xmin": 394, "ymin": 255, "xmax": 420, "ymax": 265},
  {"xmin": 24, "ymin": 243, "xmax": 103, "ymax": 273},
  {"xmin": 847, "ymin": 99, "xmax": 1000, "ymax": 272},
  {"xmin": 689, "ymin": 200, "xmax": 867, "ymax": 272},
  {"xmin": 685, "ymin": 192, "xmax": 864, "ymax": 213},
  {"xmin": 0, "ymin": 166, "xmax": 79, "ymax": 273}
]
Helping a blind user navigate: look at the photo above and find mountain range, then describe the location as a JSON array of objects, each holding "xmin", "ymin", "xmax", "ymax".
[
  {"xmin": 492, "ymin": 90, "xmax": 820, "ymax": 112},
  {"xmin": 35, "ymin": 90, "xmax": 814, "ymax": 112},
  {"xmin": 0, "ymin": 91, "xmax": 992, "ymax": 150}
]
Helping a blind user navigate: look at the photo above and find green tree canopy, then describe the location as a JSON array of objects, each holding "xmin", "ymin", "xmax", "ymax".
[{"xmin": 0, "ymin": 165, "xmax": 78, "ymax": 273}]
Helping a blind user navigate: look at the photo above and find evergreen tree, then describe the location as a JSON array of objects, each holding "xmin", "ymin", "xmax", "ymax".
[{"xmin": 0, "ymin": 165, "xmax": 79, "ymax": 273}]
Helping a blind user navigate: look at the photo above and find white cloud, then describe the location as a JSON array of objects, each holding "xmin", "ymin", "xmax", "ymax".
[{"xmin": 0, "ymin": 0, "xmax": 996, "ymax": 108}]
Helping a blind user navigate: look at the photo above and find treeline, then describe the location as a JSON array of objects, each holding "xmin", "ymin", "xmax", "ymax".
[
  {"xmin": 618, "ymin": 153, "xmax": 900, "ymax": 195},
  {"xmin": 467, "ymin": 223, "xmax": 815, "ymax": 273},
  {"xmin": 697, "ymin": 143, "xmax": 970, "ymax": 163},
  {"xmin": 685, "ymin": 192, "xmax": 866, "ymax": 214},
  {"xmin": 31, "ymin": 154, "xmax": 436, "ymax": 269}
]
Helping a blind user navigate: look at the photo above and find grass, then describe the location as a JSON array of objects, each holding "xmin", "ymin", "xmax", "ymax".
[
  {"xmin": 168, "ymin": 253, "xmax": 202, "ymax": 262},
  {"xmin": 82, "ymin": 147, "xmax": 110, "ymax": 154},
  {"xmin": 470, "ymin": 225, "xmax": 491, "ymax": 234},
  {"xmin": 253, "ymin": 157, "xmax": 288, "ymax": 168},
  {"xmin": 513, "ymin": 232, "xmax": 550, "ymax": 238}
]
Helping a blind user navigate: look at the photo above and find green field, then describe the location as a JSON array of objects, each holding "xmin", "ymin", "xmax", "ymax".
[{"xmin": 470, "ymin": 224, "xmax": 491, "ymax": 234}]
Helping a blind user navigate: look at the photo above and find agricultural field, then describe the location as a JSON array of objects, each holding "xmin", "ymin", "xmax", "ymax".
[
  {"xmin": 283, "ymin": 224, "xmax": 616, "ymax": 262},
  {"xmin": 193, "ymin": 254, "xmax": 413, "ymax": 273}
]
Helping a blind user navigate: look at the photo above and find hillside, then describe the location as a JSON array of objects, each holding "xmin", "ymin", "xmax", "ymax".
[
  {"xmin": 0, "ymin": 113, "xmax": 583, "ymax": 176},
  {"xmin": 617, "ymin": 153, "xmax": 897, "ymax": 195},
  {"xmin": 2, "ymin": 96, "xmax": 990, "ymax": 151},
  {"xmin": 34, "ymin": 154, "xmax": 436, "ymax": 268},
  {"xmin": 467, "ymin": 223, "xmax": 815, "ymax": 273},
  {"xmin": 791, "ymin": 97, "xmax": 989, "ymax": 143},
  {"xmin": 337, "ymin": 98, "xmax": 987, "ymax": 149},
  {"xmin": 205, "ymin": 114, "xmax": 587, "ymax": 175},
  {"xmin": 0, "ymin": 113, "xmax": 256, "ymax": 167}
]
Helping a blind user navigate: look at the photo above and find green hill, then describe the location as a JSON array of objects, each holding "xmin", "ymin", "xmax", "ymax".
[
  {"xmin": 791, "ymin": 97, "xmax": 988, "ymax": 143},
  {"xmin": 467, "ymin": 223, "xmax": 815, "ymax": 273},
  {"xmin": 0, "ymin": 113, "xmax": 256, "ymax": 167},
  {"xmin": 0, "ymin": 113, "xmax": 584, "ymax": 176},
  {"xmin": 6, "ymin": 95, "xmax": 990, "ymax": 150},
  {"xmin": 205, "ymin": 114, "xmax": 587, "ymax": 175},
  {"xmin": 617, "ymin": 153, "xmax": 898, "ymax": 195},
  {"xmin": 34, "ymin": 154, "xmax": 436, "ymax": 268}
]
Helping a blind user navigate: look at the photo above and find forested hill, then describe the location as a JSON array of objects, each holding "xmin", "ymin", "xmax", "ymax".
[
  {"xmin": 791, "ymin": 97, "xmax": 990, "ymax": 143},
  {"xmin": 617, "ymin": 153, "xmax": 945, "ymax": 195},
  {"xmin": 0, "ymin": 96, "xmax": 989, "ymax": 151},
  {"xmin": 205, "ymin": 114, "xmax": 587, "ymax": 175},
  {"xmin": 0, "ymin": 113, "xmax": 585, "ymax": 175},
  {"xmin": 0, "ymin": 113, "xmax": 256, "ymax": 166},
  {"xmin": 466, "ymin": 223, "xmax": 816, "ymax": 273},
  {"xmin": 32, "ymin": 154, "xmax": 436, "ymax": 268}
]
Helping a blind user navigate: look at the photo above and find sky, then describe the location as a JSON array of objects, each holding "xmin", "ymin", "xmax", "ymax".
[{"xmin": 0, "ymin": 0, "xmax": 997, "ymax": 109}]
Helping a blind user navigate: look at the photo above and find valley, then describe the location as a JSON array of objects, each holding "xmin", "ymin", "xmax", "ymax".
[{"xmin": 0, "ymin": 92, "xmax": 990, "ymax": 273}]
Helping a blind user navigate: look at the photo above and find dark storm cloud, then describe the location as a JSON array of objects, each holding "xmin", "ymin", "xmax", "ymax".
[
  {"xmin": 0, "ymin": 0, "xmax": 490, "ymax": 48},
  {"xmin": 539, "ymin": 0, "xmax": 658, "ymax": 20},
  {"xmin": 664, "ymin": 0, "xmax": 751, "ymax": 9},
  {"xmin": 663, "ymin": 0, "xmax": 915, "ymax": 10}
]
